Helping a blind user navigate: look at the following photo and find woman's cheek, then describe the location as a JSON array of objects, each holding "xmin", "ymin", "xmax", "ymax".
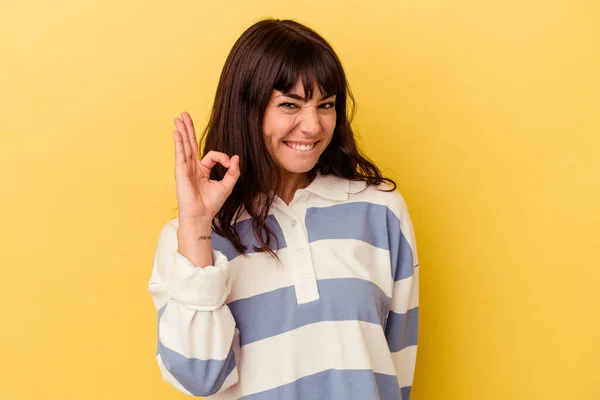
[{"xmin": 325, "ymin": 113, "xmax": 337, "ymax": 131}]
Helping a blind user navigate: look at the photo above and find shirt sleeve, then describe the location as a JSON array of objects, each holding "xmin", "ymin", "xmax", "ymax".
[
  {"xmin": 384, "ymin": 191, "xmax": 420, "ymax": 400},
  {"xmin": 148, "ymin": 219, "xmax": 240, "ymax": 397}
]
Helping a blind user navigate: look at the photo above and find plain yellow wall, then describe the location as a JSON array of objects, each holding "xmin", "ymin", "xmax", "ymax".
[{"xmin": 1, "ymin": 0, "xmax": 598, "ymax": 399}]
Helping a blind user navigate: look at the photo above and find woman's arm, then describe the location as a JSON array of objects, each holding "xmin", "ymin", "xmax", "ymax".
[
  {"xmin": 148, "ymin": 219, "xmax": 240, "ymax": 396},
  {"xmin": 385, "ymin": 191, "xmax": 420, "ymax": 400}
]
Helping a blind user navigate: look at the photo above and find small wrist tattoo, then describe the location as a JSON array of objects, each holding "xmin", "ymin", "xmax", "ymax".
[{"xmin": 197, "ymin": 235, "xmax": 212, "ymax": 241}]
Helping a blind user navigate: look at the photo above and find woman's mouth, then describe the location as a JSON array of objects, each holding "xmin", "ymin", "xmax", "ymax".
[{"xmin": 283, "ymin": 141, "xmax": 318, "ymax": 152}]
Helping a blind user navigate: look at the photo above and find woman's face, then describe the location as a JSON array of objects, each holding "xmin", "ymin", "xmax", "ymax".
[{"xmin": 262, "ymin": 80, "xmax": 337, "ymax": 175}]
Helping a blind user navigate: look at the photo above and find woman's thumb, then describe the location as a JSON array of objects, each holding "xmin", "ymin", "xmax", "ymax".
[{"xmin": 220, "ymin": 155, "xmax": 240, "ymax": 192}]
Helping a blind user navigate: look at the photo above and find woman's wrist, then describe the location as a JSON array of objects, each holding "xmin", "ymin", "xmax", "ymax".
[{"xmin": 177, "ymin": 217, "xmax": 215, "ymax": 268}]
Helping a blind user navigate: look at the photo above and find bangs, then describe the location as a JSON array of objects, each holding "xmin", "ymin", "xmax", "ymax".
[{"xmin": 273, "ymin": 40, "xmax": 343, "ymax": 101}]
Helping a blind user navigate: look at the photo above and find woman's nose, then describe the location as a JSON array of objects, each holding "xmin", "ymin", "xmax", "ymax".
[{"xmin": 299, "ymin": 108, "xmax": 321, "ymax": 135}]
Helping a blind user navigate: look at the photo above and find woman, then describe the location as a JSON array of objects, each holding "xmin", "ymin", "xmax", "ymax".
[{"xmin": 149, "ymin": 18, "xmax": 419, "ymax": 400}]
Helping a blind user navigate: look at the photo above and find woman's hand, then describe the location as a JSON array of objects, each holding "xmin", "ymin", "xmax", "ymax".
[{"xmin": 173, "ymin": 111, "xmax": 240, "ymax": 221}]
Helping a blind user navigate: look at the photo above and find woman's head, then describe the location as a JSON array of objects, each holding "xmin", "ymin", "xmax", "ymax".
[
  {"xmin": 203, "ymin": 19, "xmax": 352, "ymax": 181},
  {"xmin": 199, "ymin": 18, "xmax": 396, "ymax": 259}
]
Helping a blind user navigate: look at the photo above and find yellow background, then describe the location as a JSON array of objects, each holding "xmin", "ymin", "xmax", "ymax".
[{"xmin": 1, "ymin": 0, "xmax": 598, "ymax": 399}]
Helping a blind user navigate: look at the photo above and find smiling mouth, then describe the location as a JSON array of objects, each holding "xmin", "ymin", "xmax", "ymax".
[{"xmin": 283, "ymin": 141, "xmax": 319, "ymax": 152}]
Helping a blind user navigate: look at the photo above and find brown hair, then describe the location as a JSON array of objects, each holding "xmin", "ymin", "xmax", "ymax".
[{"xmin": 196, "ymin": 18, "xmax": 396, "ymax": 261}]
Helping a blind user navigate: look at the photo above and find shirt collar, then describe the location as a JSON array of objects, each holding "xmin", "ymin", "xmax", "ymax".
[
  {"xmin": 256, "ymin": 171, "xmax": 350, "ymax": 212},
  {"xmin": 302, "ymin": 171, "xmax": 350, "ymax": 202}
]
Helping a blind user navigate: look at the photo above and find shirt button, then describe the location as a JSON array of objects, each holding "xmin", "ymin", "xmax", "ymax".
[
  {"xmin": 291, "ymin": 220, "xmax": 297, "ymax": 226},
  {"xmin": 302, "ymin": 273, "xmax": 309, "ymax": 279},
  {"xmin": 297, "ymin": 247, "xmax": 304, "ymax": 253}
]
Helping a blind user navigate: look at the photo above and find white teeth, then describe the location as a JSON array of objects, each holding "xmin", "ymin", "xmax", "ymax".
[{"xmin": 285, "ymin": 141, "xmax": 316, "ymax": 151}]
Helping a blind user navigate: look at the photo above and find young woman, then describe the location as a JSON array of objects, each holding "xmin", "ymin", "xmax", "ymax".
[{"xmin": 149, "ymin": 18, "xmax": 420, "ymax": 400}]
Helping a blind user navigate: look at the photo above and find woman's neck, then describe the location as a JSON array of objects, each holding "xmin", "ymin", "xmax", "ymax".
[{"xmin": 277, "ymin": 169, "xmax": 317, "ymax": 205}]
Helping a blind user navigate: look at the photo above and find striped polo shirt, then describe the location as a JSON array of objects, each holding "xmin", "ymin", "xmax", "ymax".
[{"xmin": 148, "ymin": 170, "xmax": 420, "ymax": 399}]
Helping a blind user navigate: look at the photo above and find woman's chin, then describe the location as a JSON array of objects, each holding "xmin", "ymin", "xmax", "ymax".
[{"xmin": 277, "ymin": 161, "xmax": 318, "ymax": 175}]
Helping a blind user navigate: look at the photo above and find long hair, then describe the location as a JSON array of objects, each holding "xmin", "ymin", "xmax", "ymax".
[{"xmin": 197, "ymin": 18, "xmax": 397, "ymax": 261}]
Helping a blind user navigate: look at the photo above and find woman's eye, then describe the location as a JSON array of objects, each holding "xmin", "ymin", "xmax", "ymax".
[
  {"xmin": 319, "ymin": 102, "xmax": 335, "ymax": 109},
  {"xmin": 280, "ymin": 103, "xmax": 299, "ymax": 109}
]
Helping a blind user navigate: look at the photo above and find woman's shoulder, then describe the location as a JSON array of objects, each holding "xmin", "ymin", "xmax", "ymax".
[{"xmin": 347, "ymin": 177, "xmax": 410, "ymax": 217}]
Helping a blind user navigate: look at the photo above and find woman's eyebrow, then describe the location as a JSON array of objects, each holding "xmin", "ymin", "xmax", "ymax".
[{"xmin": 278, "ymin": 93, "xmax": 336, "ymax": 101}]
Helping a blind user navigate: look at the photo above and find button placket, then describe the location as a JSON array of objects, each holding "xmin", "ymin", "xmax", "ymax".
[
  {"xmin": 275, "ymin": 206, "xmax": 319, "ymax": 304},
  {"xmin": 292, "ymin": 248, "xmax": 319, "ymax": 303}
]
